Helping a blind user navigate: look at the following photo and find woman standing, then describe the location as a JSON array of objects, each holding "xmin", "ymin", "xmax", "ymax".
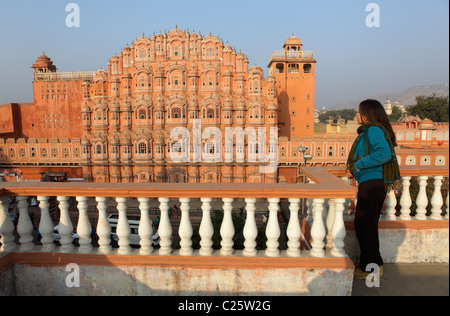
[{"xmin": 346, "ymin": 99, "xmax": 400, "ymax": 280}]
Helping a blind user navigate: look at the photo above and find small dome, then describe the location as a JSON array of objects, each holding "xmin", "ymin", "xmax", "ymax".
[
  {"xmin": 419, "ymin": 118, "xmax": 436, "ymax": 130},
  {"xmin": 284, "ymin": 35, "xmax": 302, "ymax": 46}
]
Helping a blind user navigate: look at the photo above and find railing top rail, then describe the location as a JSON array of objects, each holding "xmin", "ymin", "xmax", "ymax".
[
  {"xmin": 0, "ymin": 168, "xmax": 355, "ymax": 199},
  {"xmin": 318, "ymin": 166, "xmax": 449, "ymax": 178},
  {"xmin": 1, "ymin": 167, "xmax": 446, "ymax": 199}
]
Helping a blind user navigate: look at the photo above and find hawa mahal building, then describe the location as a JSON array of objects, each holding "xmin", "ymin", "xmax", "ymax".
[{"xmin": 0, "ymin": 28, "xmax": 448, "ymax": 183}]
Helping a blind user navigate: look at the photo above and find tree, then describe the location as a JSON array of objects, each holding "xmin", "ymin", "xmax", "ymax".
[
  {"xmin": 318, "ymin": 109, "xmax": 357, "ymax": 123},
  {"xmin": 388, "ymin": 106, "xmax": 403, "ymax": 122},
  {"xmin": 407, "ymin": 94, "xmax": 449, "ymax": 122}
]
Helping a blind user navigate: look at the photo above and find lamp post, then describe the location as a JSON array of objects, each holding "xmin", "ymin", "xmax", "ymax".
[
  {"xmin": 298, "ymin": 146, "xmax": 312, "ymax": 176},
  {"xmin": 298, "ymin": 146, "xmax": 313, "ymax": 218}
]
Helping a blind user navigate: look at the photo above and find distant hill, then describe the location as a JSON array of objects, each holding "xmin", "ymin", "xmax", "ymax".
[{"xmin": 329, "ymin": 83, "xmax": 449, "ymax": 110}]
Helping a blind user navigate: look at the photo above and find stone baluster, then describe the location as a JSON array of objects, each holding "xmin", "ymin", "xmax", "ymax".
[
  {"xmin": 399, "ymin": 176, "xmax": 412, "ymax": 220},
  {"xmin": 37, "ymin": 196, "xmax": 55, "ymax": 252},
  {"xmin": 199, "ymin": 197, "xmax": 214, "ymax": 256},
  {"xmin": 116, "ymin": 197, "xmax": 132, "ymax": 255},
  {"xmin": 415, "ymin": 176, "xmax": 429, "ymax": 220},
  {"xmin": 36, "ymin": 197, "xmax": 54, "ymax": 252},
  {"xmin": 430, "ymin": 176, "xmax": 444, "ymax": 220},
  {"xmin": 138, "ymin": 197, "xmax": 153, "ymax": 255},
  {"xmin": 57, "ymin": 196, "xmax": 74, "ymax": 253},
  {"xmin": 330, "ymin": 198, "xmax": 346, "ymax": 257},
  {"xmin": 179, "ymin": 198, "xmax": 193, "ymax": 256},
  {"xmin": 305, "ymin": 179, "xmax": 315, "ymax": 223},
  {"xmin": 325, "ymin": 199, "xmax": 335, "ymax": 249},
  {"xmin": 265, "ymin": 198, "xmax": 280, "ymax": 257},
  {"xmin": 310, "ymin": 198, "xmax": 326, "ymax": 257},
  {"xmin": 340, "ymin": 177, "xmax": 351, "ymax": 219},
  {"xmin": 76, "ymin": 196, "xmax": 93, "ymax": 253},
  {"xmin": 17, "ymin": 196, "xmax": 34, "ymax": 252},
  {"xmin": 96, "ymin": 196, "xmax": 112, "ymax": 254},
  {"xmin": 444, "ymin": 190, "xmax": 449, "ymax": 220},
  {"xmin": 158, "ymin": 197, "xmax": 172, "ymax": 255},
  {"xmin": 0, "ymin": 197, "xmax": 17, "ymax": 252},
  {"xmin": 286, "ymin": 198, "xmax": 301, "ymax": 257},
  {"xmin": 220, "ymin": 198, "xmax": 235, "ymax": 256},
  {"xmin": 384, "ymin": 190, "xmax": 397, "ymax": 221},
  {"xmin": 243, "ymin": 198, "xmax": 258, "ymax": 257}
]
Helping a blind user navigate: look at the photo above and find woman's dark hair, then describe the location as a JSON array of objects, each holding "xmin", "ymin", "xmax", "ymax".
[{"xmin": 359, "ymin": 99, "xmax": 397, "ymax": 146}]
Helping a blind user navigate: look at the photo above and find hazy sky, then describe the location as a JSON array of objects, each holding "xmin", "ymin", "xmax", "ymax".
[{"xmin": 0, "ymin": 0, "xmax": 448, "ymax": 108}]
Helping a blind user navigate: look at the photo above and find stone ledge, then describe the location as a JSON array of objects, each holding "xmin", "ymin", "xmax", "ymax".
[{"xmin": 0, "ymin": 251, "xmax": 355, "ymax": 296}]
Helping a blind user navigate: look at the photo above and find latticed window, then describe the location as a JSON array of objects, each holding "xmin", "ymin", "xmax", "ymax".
[
  {"xmin": 138, "ymin": 142, "xmax": 147, "ymax": 154},
  {"xmin": 172, "ymin": 107, "xmax": 181, "ymax": 119},
  {"xmin": 138, "ymin": 109, "xmax": 146, "ymax": 119},
  {"xmin": 207, "ymin": 108, "xmax": 214, "ymax": 119}
]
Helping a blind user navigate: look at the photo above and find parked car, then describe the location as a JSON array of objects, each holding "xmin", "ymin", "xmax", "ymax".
[
  {"xmin": 52, "ymin": 225, "xmax": 80, "ymax": 243},
  {"xmin": 108, "ymin": 214, "xmax": 160, "ymax": 247}
]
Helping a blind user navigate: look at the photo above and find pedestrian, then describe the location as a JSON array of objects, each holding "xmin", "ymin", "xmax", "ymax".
[{"xmin": 346, "ymin": 99, "xmax": 400, "ymax": 280}]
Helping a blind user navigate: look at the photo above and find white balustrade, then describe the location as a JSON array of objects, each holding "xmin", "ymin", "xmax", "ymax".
[
  {"xmin": 220, "ymin": 198, "xmax": 235, "ymax": 256},
  {"xmin": 76, "ymin": 196, "xmax": 93, "ymax": 253},
  {"xmin": 158, "ymin": 197, "xmax": 172, "ymax": 255},
  {"xmin": 310, "ymin": 198, "xmax": 326, "ymax": 257},
  {"xmin": 243, "ymin": 198, "xmax": 258, "ymax": 257},
  {"xmin": 384, "ymin": 190, "xmax": 397, "ymax": 221},
  {"xmin": 286, "ymin": 198, "xmax": 301, "ymax": 257},
  {"xmin": 199, "ymin": 198, "xmax": 214, "ymax": 256},
  {"xmin": 325, "ymin": 199, "xmax": 336, "ymax": 249},
  {"xmin": 179, "ymin": 198, "xmax": 193, "ymax": 256},
  {"xmin": 0, "ymin": 197, "xmax": 17, "ymax": 252},
  {"xmin": 37, "ymin": 196, "xmax": 55, "ymax": 252},
  {"xmin": 265, "ymin": 198, "xmax": 280, "ymax": 257},
  {"xmin": 1, "ymin": 171, "xmax": 448, "ymax": 262},
  {"xmin": 17, "ymin": 196, "xmax": 34, "ymax": 252},
  {"xmin": 138, "ymin": 197, "xmax": 153, "ymax": 255},
  {"xmin": 430, "ymin": 176, "xmax": 444, "ymax": 220},
  {"xmin": 415, "ymin": 176, "xmax": 429, "ymax": 220},
  {"xmin": 399, "ymin": 177, "xmax": 412, "ymax": 220},
  {"xmin": 116, "ymin": 197, "xmax": 132, "ymax": 255},
  {"xmin": 96, "ymin": 197, "xmax": 112, "ymax": 254},
  {"xmin": 330, "ymin": 198, "xmax": 346, "ymax": 257},
  {"xmin": 57, "ymin": 196, "xmax": 74, "ymax": 253}
]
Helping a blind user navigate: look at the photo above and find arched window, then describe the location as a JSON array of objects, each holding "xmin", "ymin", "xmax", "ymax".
[
  {"xmin": 172, "ymin": 107, "xmax": 181, "ymax": 119},
  {"xmin": 138, "ymin": 73, "xmax": 148, "ymax": 87},
  {"xmin": 206, "ymin": 46, "xmax": 214, "ymax": 57},
  {"xmin": 139, "ymin": 48, "xmax": 146, "ymax": 58},
  {"xmin": 436, "ymin": 156, "xmax": 445, "ymax": 166},
  {"xmin": 420, "ymin": 156, "xmax": 431, "ymax": 166},
  {"xmin": 207, "ymin": 108, "xmax": 214, "ymax": 119},
  {"xmin": 139, "ymin": 108, "xmax": 146, "ymax": 119},
  {"xmin": 406, "ymin": 156, "xmax": 416, "ymax": 165},
  {"xmin": 138, "ymin": 142, "xmax": 147, "ymax": 154}
]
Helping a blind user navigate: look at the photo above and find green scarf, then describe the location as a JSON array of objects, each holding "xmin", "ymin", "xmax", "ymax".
[{"xmin": 346, "ymin": 122, "xmax": 401, "ymax": 191}]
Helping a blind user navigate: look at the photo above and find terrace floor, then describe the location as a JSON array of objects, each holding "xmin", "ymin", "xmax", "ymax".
[{"xmin": 351, "ymin": 263, "xmax": 449, "ymax": 296}]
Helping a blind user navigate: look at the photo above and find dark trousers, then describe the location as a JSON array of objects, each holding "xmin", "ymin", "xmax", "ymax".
[{"xmin": 355, "ymin": 179, "xmax": 386, "ymax": 271}]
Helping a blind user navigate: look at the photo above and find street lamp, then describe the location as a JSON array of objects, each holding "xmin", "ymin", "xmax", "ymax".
[{"xmin": 298, "ymin": 146, "xmax": 312, "ymax": 167}]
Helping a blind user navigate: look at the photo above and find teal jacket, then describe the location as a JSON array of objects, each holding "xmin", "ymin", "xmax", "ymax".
[{"xmin": 353, "ymin": 126, "xmax": 392, "ymax": 184}]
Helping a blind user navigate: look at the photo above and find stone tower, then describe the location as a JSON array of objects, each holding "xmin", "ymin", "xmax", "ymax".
[{"xmin": 268, "ymin": 35, "xmax": 316, "ymax": 139}]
